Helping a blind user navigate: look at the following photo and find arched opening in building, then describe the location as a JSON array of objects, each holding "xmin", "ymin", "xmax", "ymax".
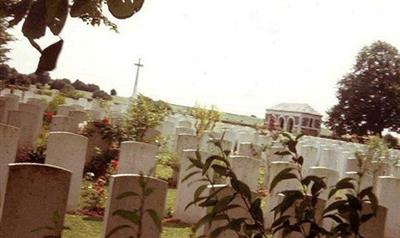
[
  {"xmin": 287, "ymin": 118, "xmax": 294, "ymax": 132},
  {"xmin": 279, "ymin": 117, "xmax": 285, "ymax": 130}
]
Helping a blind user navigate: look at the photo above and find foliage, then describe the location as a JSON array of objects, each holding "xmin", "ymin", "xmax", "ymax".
[
  {"xmin": 36, "ymin": 88, "xmax": 53, "ymax": 96},
  {"xmin": 383, "ymin": 133, "xmax": 398, "ymax": 148},
  {"xmin": 61, "ymin": 84, "xmax": 84, "ymax": 99},
  {"xmin": 123, "ymin": 94, "xmax": 171, "ymax": 142},
  {"xmin": 106, "ymin": 174, "xmax": 162, "ymax": 238},
  {"xmin": 31, "ymin": 210, "xmax": 70, "ymax": 238},
  {"xmin": 50, "ymin": 79, "xmax": 67, "ymax": 90},
  {"xmin": 47, "ymin": 94, "xmax": 66, "ymax": 113},
  {"xmin": 92, "ymin": 89, "xmax": 112, "ymax": 101},
  {"xmin": 110, "ymin": 88, "xmax": 117, "ymax": 96},
  {"xmin": 190, "ymin": 105, "xmax": 222, "ymax": 137},
  {"xmin": 1, "ymin": 0, "xmax": 144, "ymax": 73},
  {"xmin": 354, "ymin": 136, "xmax": 394, "ymax": 185},
  {"xmin": 185, "ymin": 133, "xmax": 379, "ymax": 238},
  {"xmin": 0, "ymin": 13, "xmax": 14, "ymax": 63},
  {"xmin": 36, "ymin": 72, "xmax": 51, "ymax": 85},
  {"xmin": 327, "ymin": 41, "xmax": 400, "ymax": 136},
  {"xmin": 156, "ymin": 149, "xmax": 179, "ymax": 183},
  {"xmin": 270, "ymin": 133, "xmax": 379, "ymax": 238},
  {"xmin": 81, "ymin": 176, "xmax": 107, "ymax": 215},
  {"xmin": 184, "ymin": 138, "xmax": 267, "ymax": 237},
  {"xmin": 84, "ymin": 146, "xmax": 119, "ymax": 178},
  {"xmin": 72, "ymin": 79, "xmax": 100, "ymax": 92}
]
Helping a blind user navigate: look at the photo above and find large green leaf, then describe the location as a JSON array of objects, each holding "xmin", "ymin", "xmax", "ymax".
[
  {"xmin": 269, "ymin": 168, "xmax": 297, "ymax": 193},
  {"xmin": 146, "ymin": 209, "xmax": 161, "ymax": 231},
  {"xmin": 105, "ymin": 225, "xmax": 134, "ymax": 238},
  {"xmin": 112, "ymin": 209, "xmax": 139, "ymax": 224},
  {"xmin": 22, "ymin": 0, "xmax": 46, "ymax": 39},
  {"xmin": 46, "ymin": 0, "xmax": 68, "ymax": 35},
  {"xmin": 36, "ymin": 39, "xmax": 64, "ymax": 74},
  {"xmin": 116, "ymin": 191, "xmax": 139, "ymax": 200},
  {"xmin": 107, "ymin": 0, "xmax": 144, "ymax": 19}
]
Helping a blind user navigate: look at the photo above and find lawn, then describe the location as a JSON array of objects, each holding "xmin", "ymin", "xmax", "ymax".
[{"xmin": 63, "ymin": 188, "xmax": 193, "ymax": 238}]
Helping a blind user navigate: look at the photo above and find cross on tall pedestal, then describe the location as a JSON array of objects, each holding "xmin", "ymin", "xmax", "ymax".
[{"xmin": 131, "ymin": 58, "xmax": 144, "ymax": 99}]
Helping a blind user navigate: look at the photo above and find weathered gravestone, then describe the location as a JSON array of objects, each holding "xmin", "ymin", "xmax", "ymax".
[
  {"xmin": 19, "ymin": 102, "xmax": 43, "ymax": 139},
  {"xmin": 68, "ymin": 110, "xmax": 88, "ymax": 132},
  {"xmin": 307, "ymin": 167, "xmax": 339, "ymax": 200},
  {"xmin": 297, "ymin": 144, "xmax": 318, "ymax": 173},
  {"xmin": 0, "ymin": 95, "xmax": 19, "ymax": 124},
  {"xmin": 0, "ymin": 163, "xmax": 71, "ymax": 238},
  {"xmin": 46, "ymin": 132, "xmax": 88, "ymax": 212},
  {"xmin": 102, "ymin": 174, "xmax": 167, "ymax": 238},
  {"xmin": 197, "ymin": 185, "xmax": 260, "ymax": 237},
  {"xmin": 359, "ymin": 202, "xmax": 387, "ymax": 238},
  {"xmin": 118, "ymin": 141, "xmax": 159, "ymax": 175},
  {"xmin": 0, "ymin": 124, "xmax": 19, "ymax": 217},
  {"xmin": 57, "ymin": 104, "xmax": 75, "ymax": 116},
  {"xmin": 238, "ymin": 142, "xmax": 262, "ymax": 159},
  {"xmin": 49, "ymin": 115, "xmax": 75, "ymax": 132},
  {"xmin": 174, "ymin": 150, "xmax": 212, "ymax": 223},
  {"xmin": 230, "ymin": 155, "xmax": 261, "ymax": 192},
  {"xmin": 265, "ymin": 161, "xmax": 301, "ymax": 228},
  {"xmin": 272, "ymin": 194, "xmax": 326, "ymax": 238},
  {"xmin": 375, "ymin": 176, "xmax": 400, "ymax": 238},
  {"xmin": 7, "ymin": 110, "xmax": 38, "ymax": 150}
]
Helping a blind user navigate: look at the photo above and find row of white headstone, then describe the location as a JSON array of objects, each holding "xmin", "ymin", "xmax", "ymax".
[{"xmin": 0, "ymin": 123, "xmax": 170, "ymax": 237}]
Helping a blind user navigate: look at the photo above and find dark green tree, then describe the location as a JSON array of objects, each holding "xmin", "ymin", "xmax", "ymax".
[
  {"xmin": 326, "ymin": 41, "xmax": 400, "ymax": 136},
  {"xmin": 110, "ymin": 88, "xmax": 117, "ymax": 96},
  {"xmin": 0, "ymin": 12, "xmax": 14, "ymax": 63}
]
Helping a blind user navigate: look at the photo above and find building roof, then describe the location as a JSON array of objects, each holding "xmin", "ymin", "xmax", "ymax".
[{"xmin": 267, "ymin": 103, "xmax": 322, "ymax": 116}]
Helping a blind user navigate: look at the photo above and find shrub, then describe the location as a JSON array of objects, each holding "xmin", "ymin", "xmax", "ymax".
[
  {"xmin": 123, "ymin": 94, "xmax": 171, "ymax": 142},
  {"xmin": 190, "ymin": 105, "xmax": 222, "ymax": 136},
  {"xmin": 86, "ymin": 83, "xmax": 100, "ymax": 92},
  {"xmin": 81, "ymin": 176, "xmax": 107, "ymax": 215},
  {"xmin": 110, "ymin": 88, "xmax": 117, "ymax": 96},
  {"xmin": 72, "ymin": 79, "xmax": 89, "ymax": 91},
  {"xmin": 50, "ymin": 79, "xmax": 67, "ymax": 90},
  {"xmin": 92, "ymin": 90, "xmax": 112, "ymax": 101},
  {"xmin": 61, "ymin": 84, "xmax": 84, "ymax": 99},
  {"xmin": 46, "ymin": 94, "xmax": 66, "ymax": 113}
]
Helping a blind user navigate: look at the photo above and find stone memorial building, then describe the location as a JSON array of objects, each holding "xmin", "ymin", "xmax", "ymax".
[{"xmin": 265, "ymin": 103, "xmax": 322, "ymax": 136}]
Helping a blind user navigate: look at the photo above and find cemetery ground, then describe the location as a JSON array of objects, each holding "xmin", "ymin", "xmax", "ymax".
[{"xmin": 63, "ymin": 189, "xmax": 193, "ymax": 238}]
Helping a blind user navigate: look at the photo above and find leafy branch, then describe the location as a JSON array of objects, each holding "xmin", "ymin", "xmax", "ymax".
[{"xmin": 106, "ymin": 174, "xmax": 161, "ymax": 238}]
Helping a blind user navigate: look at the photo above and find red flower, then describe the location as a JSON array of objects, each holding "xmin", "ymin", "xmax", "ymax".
[{"xmin": 102, "ymin": 117, "xmax": 110, "ymax": 125}]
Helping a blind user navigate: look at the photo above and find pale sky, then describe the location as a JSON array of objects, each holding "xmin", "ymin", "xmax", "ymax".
[{"xmin": 6, "ymin": 0, "xmax": 400, "ymax": 118}]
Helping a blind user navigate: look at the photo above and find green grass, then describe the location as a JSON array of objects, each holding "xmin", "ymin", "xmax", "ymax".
[{"xmin": 64, "ymin": 188, "xmax": 192, "ymax": 238}]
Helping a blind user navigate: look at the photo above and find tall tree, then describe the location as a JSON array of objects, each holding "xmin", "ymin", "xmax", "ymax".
[{"xmin": 326, "ymin": 41, "xmax": 400, "ymax": 136}]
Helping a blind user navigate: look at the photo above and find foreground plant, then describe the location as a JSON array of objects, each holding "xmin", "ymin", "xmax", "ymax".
[
  {"xmin": 106, "ymin": 174, "xmax": 162, "ymax": 238},
  {"xmin": 270, "ymin": 133, "xmax": 379, "ymax": 237},
  {"xmin": 184, "ymin": 137, "xmax": 267, "ymax": 238},
  {"xmin": 31, "ymin": 210, "xmax": 70, "ymax": 238},
  {"xmin": 186, "ymin": 133, "xmax": 379, "ymax": 238}
]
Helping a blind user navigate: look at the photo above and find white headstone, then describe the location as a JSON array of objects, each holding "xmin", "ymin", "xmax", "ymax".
[
  {"xmin": 0, "ymin": 163, "xmax": 71, "ymax": 238},
  {"xmin": 46, "ymin": 132, "xmax": 88, "ymax": 212},
  {"xmin": 118, "ymin": 141, "xmax": 159, "ymax": 175},
  {"xmin": 102, "ymin": 174, "xmax": 167, "ymax": 238}
]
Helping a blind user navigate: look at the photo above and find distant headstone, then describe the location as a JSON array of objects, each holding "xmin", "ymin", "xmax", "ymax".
[
  {"xmin": 118, "ymin": 141, "xmax": 159, "ymax": 175},
  {"xmin": 7, "ymin": 110, "xmax": 38, "ymax": 150}
]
